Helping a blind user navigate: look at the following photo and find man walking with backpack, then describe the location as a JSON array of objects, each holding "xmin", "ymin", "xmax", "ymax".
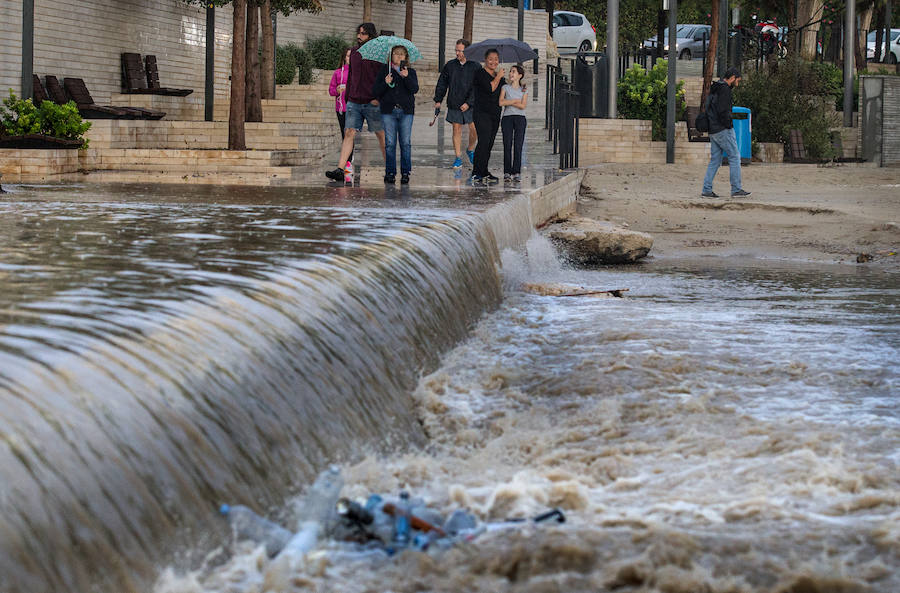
[{"xmin": 701, "ymin": 67, "xmax": 751, "ymax": 198}]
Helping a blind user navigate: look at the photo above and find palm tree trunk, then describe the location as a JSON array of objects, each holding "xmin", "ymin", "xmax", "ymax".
[
  {"xmin": 260, "ymin": 0, "xmax": 275, "ymax": 99},
  {"xmin": 405, "ymin": 0, "xmax": 414, "ymax": 40},
  {"xmin": 229, "ymin": 0, "xmax": 247, "ymax": 150},
  {"xmin": 701, "ymin": 0, "xmax": 720, "ymax": 108},
  {"xmin": 246, "ymin": 2, "xmax": 263, "ymax": 122},
  {"xmin": 463, "ymin": 0, "xmax": 475, "ymax": 43},
  {"xmin": 364, "ymin": 0, "xmax": 372, "ymax": 22}
]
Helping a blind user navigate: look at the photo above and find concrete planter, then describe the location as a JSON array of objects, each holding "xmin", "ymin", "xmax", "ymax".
[{"xmin": 756, "ymin": 142, "xmax": 784, "ymax": 163}]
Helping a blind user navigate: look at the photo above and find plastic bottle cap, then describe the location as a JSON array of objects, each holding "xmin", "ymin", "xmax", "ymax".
[{"xmin": 219, "ymin": 504, "xmax": 231, "ymax": 516}]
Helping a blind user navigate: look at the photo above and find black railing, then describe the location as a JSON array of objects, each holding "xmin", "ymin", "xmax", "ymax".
[{"xmin": 546, "ymin": 64, "xmax": 579, "ymax": 168}]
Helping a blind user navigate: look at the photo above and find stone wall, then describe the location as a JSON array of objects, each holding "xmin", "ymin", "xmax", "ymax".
[
  {"xmin": 579, "ymin": 119, "xmax": 710, "ymax": 165},
  {"xmin": 3, "ymin": 0, "xmax": 547, "ymax": 108}
]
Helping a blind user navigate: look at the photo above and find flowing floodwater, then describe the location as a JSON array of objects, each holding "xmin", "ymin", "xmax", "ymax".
[
  {"xmin": 0, "ymin": 186, "xmax": 504, "ymax": 593},
  {"xmin": 156, "ymin": 238, "xmax": 899, "ymax": 593},
  {"xmin": 2, "ymin": 184, "xmax": 898, "ymax": 593}
]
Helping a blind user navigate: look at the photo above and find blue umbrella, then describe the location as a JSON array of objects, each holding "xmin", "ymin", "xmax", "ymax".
[{"xmin": 464, "ymin": 38, "xmax": 538, "ymax": 63}]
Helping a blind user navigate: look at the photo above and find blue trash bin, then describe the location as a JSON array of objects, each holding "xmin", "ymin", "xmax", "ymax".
[{"xmin": 731, "ymin": 106, "xmax": 752, "ymax": 161}]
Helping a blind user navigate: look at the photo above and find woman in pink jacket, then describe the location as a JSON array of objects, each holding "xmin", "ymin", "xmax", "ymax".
[{"xmin": 329, "ymin": 48, "xmax": 352, "ymax": 147}]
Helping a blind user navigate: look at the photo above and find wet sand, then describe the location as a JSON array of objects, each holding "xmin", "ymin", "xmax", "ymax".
[{"xmin": 578, "ymin": 163, "xmax": 900, "ymax": 268}]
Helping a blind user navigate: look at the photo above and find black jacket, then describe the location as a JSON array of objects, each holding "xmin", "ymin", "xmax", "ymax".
[
  {"xmin": 472, "ymin": 68, "xmax": 506, "ymax": 118},
  {"xmin": 708, "ymin": 79, "xmax": 734, "ymax": 134},
  {"xmin": 432, "ymin": 59, "xmax": 480, "ymax": 110},
  {"xmin": 372, "ymin": 64, "xmax": 419, "ymax": 115}
]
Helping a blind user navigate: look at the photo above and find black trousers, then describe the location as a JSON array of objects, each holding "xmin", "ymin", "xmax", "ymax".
[
  {"xmin": 336, "ymin": 111, "xmax": 353, "ymax": 162},
  {"xmin": 501, "ymin": 115, "xmax": 527, "ymax": 175},
  {"xmin": 472, "ymin": 111, "xmax": 500, "ymax": 177}
]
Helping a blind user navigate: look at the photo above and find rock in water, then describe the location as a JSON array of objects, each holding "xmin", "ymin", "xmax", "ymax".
[{"xmin": 544, "ymin": 215, "xmax": 653, "ymax": 265}]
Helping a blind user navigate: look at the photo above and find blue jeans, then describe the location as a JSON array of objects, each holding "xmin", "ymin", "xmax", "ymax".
[
  {"xmin": 345, "ymin": 101, "xmax": 383, "ymax": 132},
  {"xmin": 702, "ymin": 128, "xmax": 742, "ymax": 194},
  {"xmin": 383, "ymin": 108, "xmax": 413, "ymax": 175}
]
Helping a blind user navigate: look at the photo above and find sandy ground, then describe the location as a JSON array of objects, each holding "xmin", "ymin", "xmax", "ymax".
[{"xmin": 578, "ymin": 162, "xmax": 900, "ymax": 268}]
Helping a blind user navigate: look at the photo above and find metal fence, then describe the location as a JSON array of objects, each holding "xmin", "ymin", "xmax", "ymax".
[{"xmin": 546, "ymin": 64, "xmax": 579, "ymax": 169}]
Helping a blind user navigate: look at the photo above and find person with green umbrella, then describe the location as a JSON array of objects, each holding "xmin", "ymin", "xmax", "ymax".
[
  {"xmin": 373, "ymin": 45, "xmax": 419, "ymax": 184},
  {"xmin": 325, "ymin": 23, "xmax": 386, "ymax": 184}
]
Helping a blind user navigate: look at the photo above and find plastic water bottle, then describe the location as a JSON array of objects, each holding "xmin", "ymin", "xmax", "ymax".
[
  {"xmin": 219, "ymin": 504, "xmax": 292, "ymax": 557},
  {"xmin": 392, "ymin": 491, "xmax": 411, "ymax": 546},
  {"xmin": 295, "ymin": 465, "xmax": 344, "ymax": 531}
]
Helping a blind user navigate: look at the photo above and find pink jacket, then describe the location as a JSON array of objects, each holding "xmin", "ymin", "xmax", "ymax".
[{"xmin": 328, "ymin": 65, "xmax": 349, "ymax": 113}]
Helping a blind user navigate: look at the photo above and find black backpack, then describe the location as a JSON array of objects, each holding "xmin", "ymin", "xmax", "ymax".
[{"xmin": 695, "ymin": 91, "xmax": 716, "ymax": 133}]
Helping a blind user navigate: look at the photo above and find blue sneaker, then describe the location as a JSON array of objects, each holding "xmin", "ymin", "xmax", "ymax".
[
  {"xmin": 466, "ymin": 149, "xmax": 475, "ymax": 164},
  {"xmin": 452, "ymin": 156, "xmax": 463, "ymax": 168}
]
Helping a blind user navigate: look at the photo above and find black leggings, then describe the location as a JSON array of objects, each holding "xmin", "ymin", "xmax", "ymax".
[
  {"xmin": 336, "ymin": 111, "xmax": 353, "ymax": 162},
  {"xmin": 472, "ymin": 111, "xmax": 500, "ymax": 177},
  {"xmin": 501, "ymin": 115, "xmax": 527, "ymax": 175}
]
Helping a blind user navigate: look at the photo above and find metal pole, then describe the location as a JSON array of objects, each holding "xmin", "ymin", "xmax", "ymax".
[
  {"xmin": 22, "ymin": 0, "xmax": 34, "ymax": 99},
  {"xmin": 717, "ymin": 0, "xmax": 728, "ymax": 74},
  {"xmin": 843, "ymin": 0, "xmax": 855, "ymax": 126},
  {"xmin": 438, "ymin": 0, "xmax": 446, "ymax": 69},
  {"xmin": 607, "ymin": 0, "xmax": 619, "ymax": 118},
  {"xmin": 666, "ymin": 0, "xmax": 677, "ymax": 163},
  {"xmin": 205, "ymin": 5, "xmax": 215, "ymax": 122},
  {"xmin": 518, "ymin": 0, "xmax": 524, "ymax": 42}
]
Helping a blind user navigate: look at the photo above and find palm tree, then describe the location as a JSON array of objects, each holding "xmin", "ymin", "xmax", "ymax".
[{"xmin": 463, "ymin": 0, "xmax": 475, "ymax": 42}]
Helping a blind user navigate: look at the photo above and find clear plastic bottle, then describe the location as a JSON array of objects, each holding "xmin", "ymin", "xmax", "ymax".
[
  {"xmin": 295, "ymin": 465, "xmax": 344, "ymax": 531},
  {"xmin": 219, "ymin": 504, "xmax": 292, "ymax": 557}
]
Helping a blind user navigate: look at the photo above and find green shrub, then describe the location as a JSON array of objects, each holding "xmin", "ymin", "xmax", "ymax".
[
  {"xmin": 733, "ymin": 57, "xmax": 840, "ymax": 160},
  {"xmin": 305, "ymin": 34, "xmax": 347, "ymax": 70},
  {"xmin": 1, "ymin": 91, "xmax": 41, "ymax": 135},
  {"xmin": 284, "ymin": 43, "xmax": 313, "ymax": 85},
  {"xmin": 38, "ymin": 101, "xmax": 91, "ymax": 147},
  {"xmin": 617, "ymin": 60, "xmax": 685, "ymax": 140},
  {"xmin": 275, "ymin": 44, "xmax": 297, "ymax": 84},
  {"xmin": 1, "ymin": 90, "xmax": 90, "ymax": 147}
]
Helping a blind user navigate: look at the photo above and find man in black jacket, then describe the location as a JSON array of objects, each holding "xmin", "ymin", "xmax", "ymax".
[
  {"xmin": 433, "ymin": 39, "xmax": 480, "ymax": 169},
  {"xmin": 701, "ymin": 67, "xmax": 751, "ymax": 198}
]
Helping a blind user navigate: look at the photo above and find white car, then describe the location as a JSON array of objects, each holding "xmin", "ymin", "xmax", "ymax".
[
  {"xmin": 866, "ymin": 28, "xmax": 899, "ymax": 63},
  {"xmin": 552, "ymin": 11, "xmax": 597, "ymax": 53}
]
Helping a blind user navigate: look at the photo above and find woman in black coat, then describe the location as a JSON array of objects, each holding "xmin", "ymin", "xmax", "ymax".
[{"xmin": 373, "ymin": 45, "xmax": 419, "ymax": 184}]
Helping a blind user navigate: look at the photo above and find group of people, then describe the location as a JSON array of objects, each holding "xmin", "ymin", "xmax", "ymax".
[{"xmin": 326, "ymin": 23, "xmax": 529, "ymax": 185}]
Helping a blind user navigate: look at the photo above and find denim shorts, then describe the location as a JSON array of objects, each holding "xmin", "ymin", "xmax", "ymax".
[
  {"xmin": 446, "ymin": 107, "xmax": 474, "ymax": 125},
  {"xmin": 345, "ymin": 101, "xmax": 384, "ymax": 132}
]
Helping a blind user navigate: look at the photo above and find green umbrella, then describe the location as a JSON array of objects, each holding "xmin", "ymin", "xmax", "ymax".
[{"xmin": 357, "ymin": 36, "xmax": 422, "ymax": 64}]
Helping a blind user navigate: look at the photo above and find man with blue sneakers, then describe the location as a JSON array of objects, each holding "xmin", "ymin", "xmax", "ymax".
[
  {"xmin": 701, "ymin": 67, "xmax": 751, "ymax": 199},
  {"xmin": 433, "ymin": 39, "xmax": 480, "ymax": 169}
]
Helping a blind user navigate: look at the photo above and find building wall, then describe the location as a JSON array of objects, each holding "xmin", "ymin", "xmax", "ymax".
[
  {"xmin": 277, "ymin": 1, "xmax": 548, "ymax": 72},
  {"xmin": 1, "ymin": 1, "xmax": 24, "ymax": 96},
  {"xmin": 2, "ymin": 0, "xmax": 547, "ymax": 109}
]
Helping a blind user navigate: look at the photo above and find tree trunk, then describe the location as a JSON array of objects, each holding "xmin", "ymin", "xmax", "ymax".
[
  {"xmin": 701, "ymin": 0, "xmax": 720, "ymax": 108},
  {"xmin": 856, "ymin": 2, "xmax": 874, "ymax": 71},
  {"xmin": 463, "ymin": 0, "xmax": 475, "ymax": 43},
  {"xmin": 229, "ymin": 0, "xmax": 247, "ymax": 150},
  {"xmin": 246, "ymin": 3, "xmax": 263, "ymax": 122},
  {"xmin": 873, "ymin": 9, "xmax": 885, "ymax": 62},
  {"xmin": 405, "ymin": 0, "xmax": 413, "ymax": 40},
  {"xmin": 363, "ymin": 0, "xmax": 372, "ymax": 22},
  {"xmin": 546, "ymin": 0, "xmax": 555, "ymax": 38},
  {"xmin": 797, "ymin": 0, "xmax": 825, "ymax": 60},
  {"xmin": 656, "ymin": 9, "xmax": 666, "ymax": 60},
  {"xmin": 260, "ymin": 0, "xmax": 275, "ymax": 99}
]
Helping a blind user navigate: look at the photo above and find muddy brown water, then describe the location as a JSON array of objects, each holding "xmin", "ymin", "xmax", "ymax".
[{"xmin": 1, "ymin": 185, "xmax": 897, "ymax": 593}]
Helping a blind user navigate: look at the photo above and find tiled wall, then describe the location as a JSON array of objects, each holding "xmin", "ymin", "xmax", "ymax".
[
  {"xmin": 579, "ymin": 119, "xmax": 710, "ymax": 165},
  {"xmin": 1, "ymin": 1, "xmax": 23, "ymax": 96},
  {"xmin": 3, "ymin": 0, "xmax": 547, "ymax": 107}
]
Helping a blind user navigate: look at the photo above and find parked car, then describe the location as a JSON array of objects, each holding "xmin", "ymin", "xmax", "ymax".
[
  {"xmin": 643, "ymin": 24, "xmax": 711, "ymax": 59},
  {"xmin": 867, "ymin": 28, "xmax": 900, "ymax": 63},
  {"xmin": 552, "ymin": 10, "xmax": 597, "ymax": 53}
]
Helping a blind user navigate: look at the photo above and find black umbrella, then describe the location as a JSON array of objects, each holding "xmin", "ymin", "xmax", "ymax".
[{"xmin": 464, "ymin": 38, "xmax": 538, "ymax": 63}]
